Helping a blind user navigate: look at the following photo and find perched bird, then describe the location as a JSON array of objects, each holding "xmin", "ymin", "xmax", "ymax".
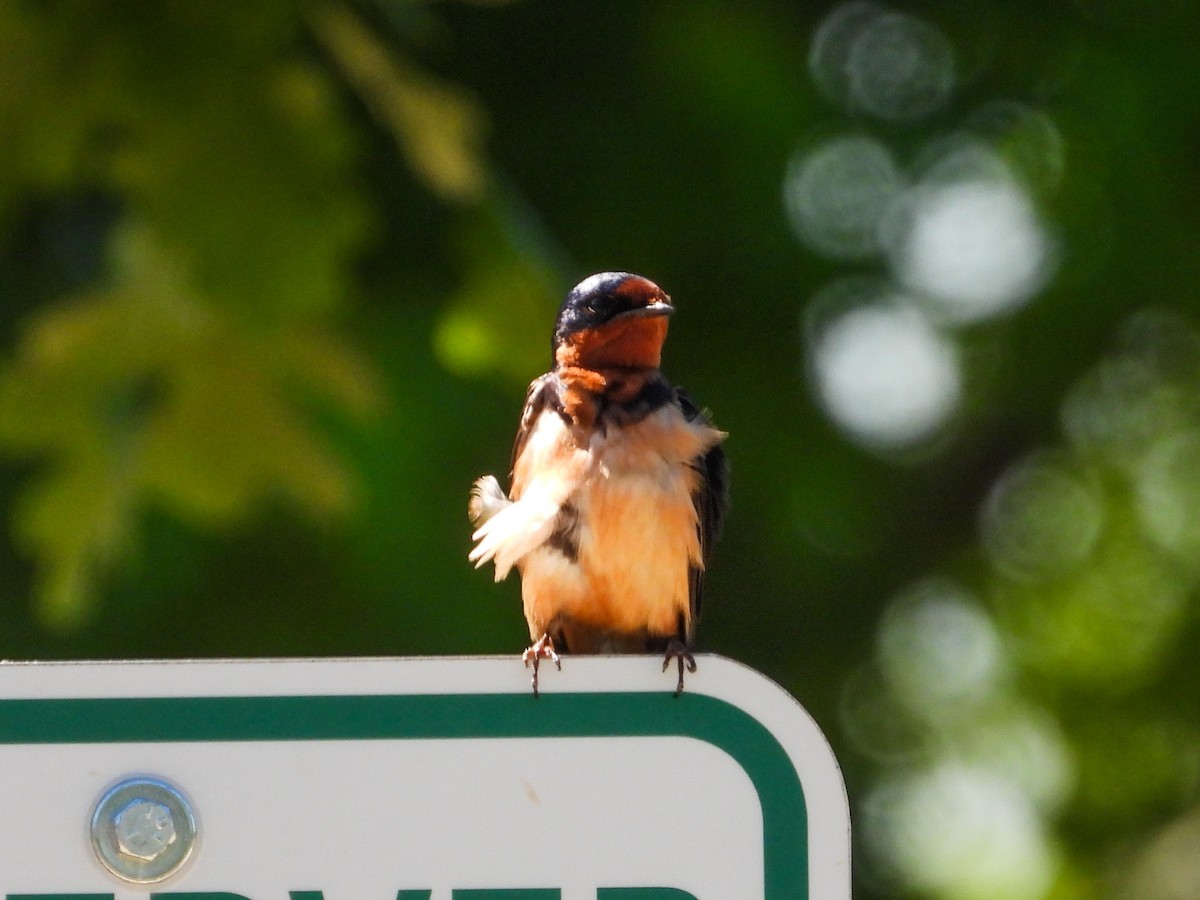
[{"xmin": 468, "ymin": 272, "xmax": 728, "ymax": 695}]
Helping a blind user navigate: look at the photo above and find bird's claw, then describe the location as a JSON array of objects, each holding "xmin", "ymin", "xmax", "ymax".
[
  {"xmin": 522, "ymin": 633, "xmax": 561, "ymax": 698},
  {"xmin": 662, "ymin": 639, "xmax": 697, "ymax": 697}
]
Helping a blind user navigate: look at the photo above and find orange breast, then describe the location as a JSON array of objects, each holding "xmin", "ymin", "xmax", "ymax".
[{"xmin": 517, "ymin": 405, "xmax": 723, "ymax": 642}]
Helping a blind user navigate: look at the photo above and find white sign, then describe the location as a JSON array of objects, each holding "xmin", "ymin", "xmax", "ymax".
[{"xmin": 0, "ymin": 655, "xmax": 850, "ymax": 899}]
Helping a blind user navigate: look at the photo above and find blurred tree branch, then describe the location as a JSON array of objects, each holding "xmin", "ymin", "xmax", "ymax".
[{"xmin": 0, "ymin": 1, "xmax": 497, "ymax": 626}]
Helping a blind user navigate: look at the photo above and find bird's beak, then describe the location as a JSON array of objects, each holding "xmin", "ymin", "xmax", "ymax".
[{"xmin": 615, "ymin": 299, "xmax": 675, "ymax": 321}]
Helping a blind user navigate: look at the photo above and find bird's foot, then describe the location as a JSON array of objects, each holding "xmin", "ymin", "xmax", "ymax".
[
  {"xmin": 662, "ymin": 638, "xmax": 697, "ymax": 697},
  {"xmin": 522, "ymin": 633, "xmax": 561, "ymax": 698}
]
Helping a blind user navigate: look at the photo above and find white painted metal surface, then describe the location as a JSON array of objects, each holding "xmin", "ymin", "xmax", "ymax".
[{"xmin": 0, "ymin": 654, "xmax": 850, "ymax": 899}]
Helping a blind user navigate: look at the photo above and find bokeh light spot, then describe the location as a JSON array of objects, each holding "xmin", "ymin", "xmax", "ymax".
[
  {"xmin": 961, "ymin": 707, "xmax": 1076, "ymax": 815},
  {"xmin": 1062, "ymin": 310, "xmax": 1200, "ymax": 470},
  {"xmin": 980, "ymin": 452, "xmax": 1104, "ymax": 583},
  {"xmin": 864, "ymin": 763, "xmax": 1056, "ymax": 899},
  {"xmin": 808, "ymin": 1, "xmax": 888, "ymax": 110},
  {"xmin": 783, "ymin": 134, "xmax": 903, "ymax": 260},
  {"xmin": 808, "ymin": 290, "xmax": 961, "ymax": 449},
  {"xmin": 965, "ymin": 101, "xmax": 1067, "ymax": 194},
  {"xmin": 1137, "ymin": 429, "xmax": 1200, "ymax": 564},
  {"xmin": 878, "ymin": 578, "xmax": 1004, "ymax": 715},
  {"xmin": 809, "ymin": 3, "xmax": 955, "ymax": 123},
  {"xmin": 846, "ymin": 12, "xmax": 956, "ymax": 123},
  {"xmin": 886, "ymin": 173, "xmax": 1053, "ymax": 323},
  {"xmin": 1062, "ymin": 357, "xmax": 1191, "ymax": 470}
]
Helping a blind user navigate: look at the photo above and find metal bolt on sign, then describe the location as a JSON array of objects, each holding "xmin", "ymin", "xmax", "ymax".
[
  {"xmin": 90, "ymin": 776, "xmax": 196, "ymax": 883},
  {"xmin": 114, "ymin": 798, "xmax": 176, "ymax": 860}
]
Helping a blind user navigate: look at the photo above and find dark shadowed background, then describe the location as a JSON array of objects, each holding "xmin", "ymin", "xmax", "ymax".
[{"xmin": 2, "ymin": 1, "xmax": 1199, "ymax": 896}]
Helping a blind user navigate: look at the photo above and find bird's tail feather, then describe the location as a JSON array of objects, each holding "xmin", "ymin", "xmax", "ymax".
[
  {"xmin": 468, "ymin": 475, "xmax": 509, "ymax": 528},
  {"xmin": 468, "ymin": 477, "xmax": 561, "ymax": 582}
]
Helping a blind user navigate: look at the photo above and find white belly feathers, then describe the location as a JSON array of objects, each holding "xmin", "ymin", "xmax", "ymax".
[
  {"xmin": 514, "ymin": 405, "xmax": 720, "ymax": 637},
  {"xmin": 469, "ymin": 403, "xmax": 723, "ymax": 637}
]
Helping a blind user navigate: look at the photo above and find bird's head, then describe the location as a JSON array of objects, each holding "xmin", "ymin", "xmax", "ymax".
[{"xmin": 552, "ymin": 272, "xmax": 674, "ymax": 371}]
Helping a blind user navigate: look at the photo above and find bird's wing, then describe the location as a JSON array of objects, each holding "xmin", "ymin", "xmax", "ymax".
[
  {"xmin": 469, "ymin": 374, "xmax": 562, "ymax": 580},
  {"xmin": 677, "ymin": 388, "xmax": 729, "ymax": 629},
  {"xmin": 509, "ymin": 372, "xmax": 557, "ymax": 499}
]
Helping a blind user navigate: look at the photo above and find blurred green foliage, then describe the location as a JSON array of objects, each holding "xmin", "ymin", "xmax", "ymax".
[{"xmin": 0, "ymin": 1, "xmax": 1198, "ymax": 898}]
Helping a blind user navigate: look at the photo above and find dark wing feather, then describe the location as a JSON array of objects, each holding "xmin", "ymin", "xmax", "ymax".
[
  {"xmin": 508, "ymin": 372, "xmax": 559, "ymax": 498},
  {"xmin": 676, "ymin": 388, "xmax": 729, "ymax": 632}
]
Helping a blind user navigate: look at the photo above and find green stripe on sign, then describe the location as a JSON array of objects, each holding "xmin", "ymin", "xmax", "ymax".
[{"xmin": 0, "ymin": 691, "xmax": 808, "ymax": 899}]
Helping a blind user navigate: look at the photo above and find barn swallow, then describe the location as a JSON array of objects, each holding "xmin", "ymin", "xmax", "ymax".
[{"xmin": 468, "ymin": 272, "xmax": 728, "ymax": 696}]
